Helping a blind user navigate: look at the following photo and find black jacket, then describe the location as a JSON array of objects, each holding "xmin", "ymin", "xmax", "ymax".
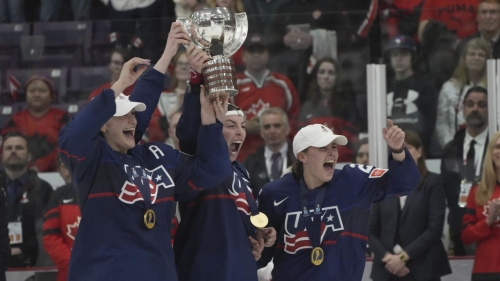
[
  {"xmin": 243, "ymin": 144, "xmax": 295, "ymax": 192},
  {"xmin": 0, "ymin": 170, "xmax": 53, "ymax": 267},
  {"xmin": 440, "ymin": 129, "xmax": 488, "ymax": 254},
  {"xmin": 369, "ymin": 172, "xmax": 451, "ymax": 281},
  {"xmin": 0, "ymin": 189, "xmax": 9, "ymax": 281}
]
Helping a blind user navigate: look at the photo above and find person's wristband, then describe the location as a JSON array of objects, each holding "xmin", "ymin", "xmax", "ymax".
[
  {"xmin": 390, "ymin": 145, "xmax": 404, "ymax": 154},
  {"xmin": 189, "ymin": 69, "xmax": 203, "ymax": 85}
]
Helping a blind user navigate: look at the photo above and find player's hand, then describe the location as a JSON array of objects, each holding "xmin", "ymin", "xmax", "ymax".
[
  {"xmin": 382, "ymin": 119, "xmax": 405, "ymax": 151},
  {"xmin": 213, "ymin": 91, "xmax": 229, "ymax": 122},
  {"xmin": 249, "ymin": 235, "xmax": 265, "ymax": 261},
  {"xmin": 186, "ymin": 45, "xmax": 208, "ymax": 74},
  {"xmin": 383, "ymin": 254, "xmax": 406, "ymax": 275},
  {"xmin": 394, "ymin": 266, "xmax": 410, "ymax": 277},
  {"xmin": 163, "ymin": 22, "xmax": 191, "ymax": 58},
  {"xmin": 257, "ymin": 227, "xmax": 276, "ymax": 247},
  {"xmin": 112, "ymin": 57, "xmax": 150, "ymax": 95}
]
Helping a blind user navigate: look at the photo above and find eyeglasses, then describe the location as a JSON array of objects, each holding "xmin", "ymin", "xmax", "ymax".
[{"xmin": 464, "ymin": 100, "xmax": 487, "ymax": 108}]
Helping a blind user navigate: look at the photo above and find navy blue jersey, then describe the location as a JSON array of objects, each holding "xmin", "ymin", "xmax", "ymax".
[
  {"xmin": 259, "ymin": 157, "xmax": 420, "ymax": 281},
  {"xmin": 173, "ymin": 89, "xmax": 259, "ymax": 281},
  {"xmin": 58, "ymin": 70, "xmax": 231, "ymax": 281}
]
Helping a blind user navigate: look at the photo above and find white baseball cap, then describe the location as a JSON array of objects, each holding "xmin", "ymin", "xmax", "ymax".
[
  {"xmin": 293, "ymin": 124, "xmax": 348, "ymax": 157},
  {"xmin": 114, "ymin": 93, "xmax": 146, "ymax": 117}
]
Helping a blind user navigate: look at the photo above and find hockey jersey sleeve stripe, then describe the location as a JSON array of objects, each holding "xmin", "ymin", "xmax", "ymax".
[
  {"xmin": 44, "ymin": 218, "xmax": 60, "ymax": 230},
  {"xmin": 58, "ymin": 148, "xmax": 86, "ymax": 162},
  {"xmin": 43, "ymin": 228, "xmax": 61, "ymax": 236},
  {"xmin": 44, "ymin": 211, "xmax": 59, "ymax": 220},
  {"xmin": 44, "ymin": 207, "xmax": 59, "ymax": 218},
  {"xmin": 340, "ymin": 231, "xmax": 368, "ymax": 241},
  {"xmin": 88, "ymin": 192, "xmax": 118, "ymax": 199},
  {"xmin": 188, "ymin": 180, "xmax": 202, "ymax": 191},
  {"xmin": 357, "ymin": 0, "xmax": 378, "ymax": 37},
  {"xmin": 201, "ymin": 194, "xmax": 234, "ymax": 201},
  {"xmin": 155, "ymin": 197, "xmax": 174, "ymax": 203}
]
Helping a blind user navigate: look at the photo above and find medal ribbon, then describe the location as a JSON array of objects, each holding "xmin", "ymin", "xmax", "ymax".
[
  {"xmin": 300, "ymin": 178, "xmax": 327, "ymax": 248},
  {"xmin": 234, "ymin": 164, "xmax": 259, "ymax": 216}
]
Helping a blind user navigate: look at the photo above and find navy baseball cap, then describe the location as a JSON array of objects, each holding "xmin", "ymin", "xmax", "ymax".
[
  {"xmin": 385, "ymin": 35, "xmax": 416, "ymax": 53},
  {"xmin": 243, "ymin": 34, "xmax": 268, "ymax": 51}
]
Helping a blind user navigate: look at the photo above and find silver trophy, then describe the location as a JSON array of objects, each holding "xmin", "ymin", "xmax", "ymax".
[{"xmin": 177, "ymin": 7, "xmax": 248, "ymax": 98}]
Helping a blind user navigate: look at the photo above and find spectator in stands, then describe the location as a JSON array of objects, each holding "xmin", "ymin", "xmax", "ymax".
[
  {"xmin": 2, "ymin": 76, "xmax": 70, "ymax": 172},
  {"xmin": 207, "ymin": 0, "xmax": 245, "ymax": 12},
  {"xmin": 233, "ymin": 34, "xmax": 300, "ymax": 162},
  {"xmin": 244, "ymin": 108, "xmax": 295, "ymax": 192},
  {"xmin": 0, "ymin": 187, "xmax": 8, "ymax": 281},
  {"xmin": 385, "ymin": 35, "xmax": 438, "ymax": 155},
  {"xmin": 380, "ymin": 0, "xmax": 423, "ymax": 40},
  {"xmin": 369, "ymin": 131, "xmax": 451, "ymax": 281},
  {"xmin": 435, "ymin": 38, "xmax": 490, "ymax": 148},
  {"xmin": 298, "ymin": 57, "xmax": 358, "ymax": 163},
  {"xmin": 174, "ymin": 0, "xmax": 206, "ymax": 17},
  {"xmin": 462, "ymin": 130, "xmax": 500, "ymax": 281},
  {"xmin": 276, "ymin": 0, "xmax": 352, "ymax": 97},
  {"xmin": 457, "ymin": 0, "xmax": 500, "ymax": 59},
  {"xmin": 166, "ymin": 110, "xmax": 182, "ymax": 149},
  {"xmin": 104, "ymin": 0, "xmax": 162, "ymax": 60},
  {"xmin": 87, "ymin": 47, "xmax": 134, "ymax": 102},
  {"xmin": 158, "ymin": 50, "xmax": 188, "ymax": 121},
  {"xmin": 40, "ymin": 0, "xmax": 91, "ymax": 21},
  {"xmin": 354, "ymin": 137, "xmax": 369, "ymax": 165},
  {"xmin": 148, "ymin": 50, "xmax": 189, "ymax": 143},
  {"xmin": 418, "ymin": 0, "xmax": 480, "ymax": 41},
  {"xmin": 0, "ymin": 132, "xmax": 53, "ymax": 267},
  {"xmin": 0, "ymin": 0, "xmax": 25, "ymax": 22},
  {"xmin": 43, "ymin": 159, "xmax": 80, "ymax": 281},
  {"xmin": 441, "ymin": 86, "xmax": 489, "ymax": 256}
]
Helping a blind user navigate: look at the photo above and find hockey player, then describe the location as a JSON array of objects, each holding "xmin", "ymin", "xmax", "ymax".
[
  {"xmin": 257, "ymin": 120, "xmax": 421, "ymax": 281},
  {"xmin": 171, "ymin": 45, "xmax": 276, "ymax": 281},
  {"xmin": 58, "ymin": 23, "xmax": 232, "ymax": 281}
]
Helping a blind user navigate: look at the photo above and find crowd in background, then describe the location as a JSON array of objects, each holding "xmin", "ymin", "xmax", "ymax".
[{"xmin": 1, "ymin": 0, "xmax": 500, "ymax": 280}]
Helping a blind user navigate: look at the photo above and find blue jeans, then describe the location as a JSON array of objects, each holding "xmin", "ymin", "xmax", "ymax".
[
  {"xmin": 0, "ymin": 0, "xmax": 25, "ymax": 23},
  {"xmin": 40, "ymin": 0, "xmax": 91, "ymax": 21}
]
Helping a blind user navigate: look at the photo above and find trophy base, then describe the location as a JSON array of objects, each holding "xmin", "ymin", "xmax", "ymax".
[{"xmin": 203, "ymin": 56, "xmax": 239, "ymax": 98}]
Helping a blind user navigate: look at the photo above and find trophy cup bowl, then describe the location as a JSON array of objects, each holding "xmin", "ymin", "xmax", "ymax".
[{"xmin": 177, "ymin": 7, "xmax": 248, "ymax": 100}]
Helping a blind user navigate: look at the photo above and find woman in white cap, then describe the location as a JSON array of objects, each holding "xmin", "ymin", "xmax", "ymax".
[
  {"xmin": 257, "ymin": 120, "xmax": 421, "ymax": 281},
  {"xmin": 58, "ymin": 23, "xmax": 232, "ymax": 281}
]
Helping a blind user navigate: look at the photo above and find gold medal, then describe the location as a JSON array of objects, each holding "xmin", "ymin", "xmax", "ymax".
[
  {"xmin": 250, "ymin": 212, "xmax": 268, "ymax": 229},
  {"xmin": 144, "ymin": 209, "xmax": 156, "ymax": 229},
  {"xmin": 311, "ymin": 247, "xmax": 324, "ymax": 266}
]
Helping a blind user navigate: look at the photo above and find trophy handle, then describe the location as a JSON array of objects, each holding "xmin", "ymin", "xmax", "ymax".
[{"xmin": 223, "ymin": 12, "xmax": 248, "ymax": 57}]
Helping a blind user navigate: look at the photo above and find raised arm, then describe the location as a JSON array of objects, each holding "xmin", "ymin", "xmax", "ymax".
[
  {"xmin": 177, "ymin": 46, "xmax": 209, "ymax": 154},
  {"xmin": 132, "ymin": 22, "xmax": 191, "ymax": 142},
  {"xmin": 58, "ymin": 58, "xmax": 148, "ymax": 206}
]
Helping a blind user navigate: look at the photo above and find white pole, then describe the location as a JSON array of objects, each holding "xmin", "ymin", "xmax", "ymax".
[
  {"xmin": 487, "ymin": 59, "xmax": 499, "ymax": 136},
  {"xmin": 367, "ymin": 64, "xmax": 388, "ymax": 169}
]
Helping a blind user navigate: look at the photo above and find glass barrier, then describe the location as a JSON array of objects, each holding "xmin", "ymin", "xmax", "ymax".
[{"xmin": 0, "ymin": 1, "xmax": 491, "ymax": 276}]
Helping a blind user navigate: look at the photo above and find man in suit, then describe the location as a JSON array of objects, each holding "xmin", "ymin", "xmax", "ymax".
[
  {"xmin": 441, "ymin": 86, "xmax": 489, "ymax": 256},
  {"xmin": 244, "ymin": 108, "xmax": 295, "ymax": 192},
  {"xmin": 456, "ymin": 0, "xmax": 500, "ymax": 59},
  {"xmin": 1, "ymin": 132, "xmax": 53, "ymax": 267}
]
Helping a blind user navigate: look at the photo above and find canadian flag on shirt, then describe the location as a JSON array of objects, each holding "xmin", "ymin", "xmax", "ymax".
[{"xmin": 9, "ymin": 75, "xmax": 20, "ymax": 101}]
